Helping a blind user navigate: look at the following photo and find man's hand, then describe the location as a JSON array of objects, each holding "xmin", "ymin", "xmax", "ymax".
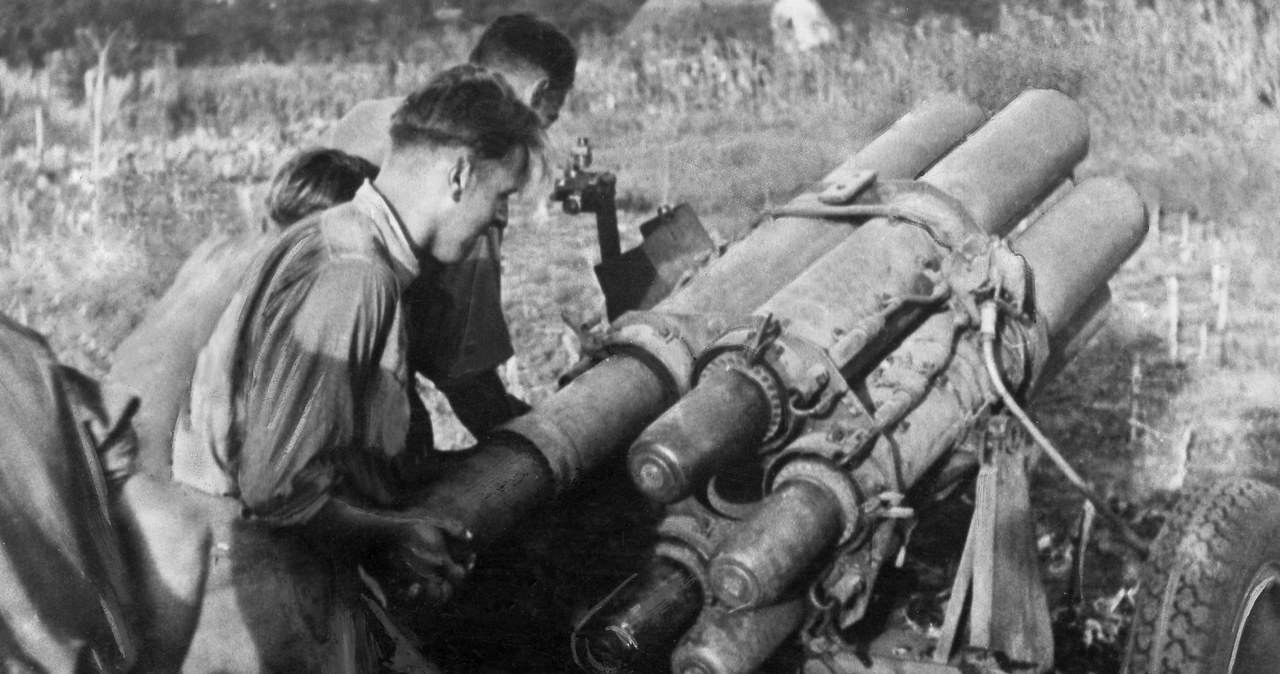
[
  {"xmin": 308, "ymin": 498, "xmax": 475, "ymax": 605},
  {"xmin": 385, "ymin": 514, "xmax": 475, "ymax": 605}
]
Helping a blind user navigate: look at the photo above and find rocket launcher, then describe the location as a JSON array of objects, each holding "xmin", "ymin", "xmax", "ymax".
[
  {"xmin": 403, "ymin": 94, "xmax": 988, "ymax": 545},
  {"xmin": 404, "ymin": 90, "xmax": 1146, "ymax": 674}
]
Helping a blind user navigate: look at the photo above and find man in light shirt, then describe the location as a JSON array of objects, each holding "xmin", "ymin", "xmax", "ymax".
[{"xmin": 171, "ymin": 65, "xmax": 545, "ymax": 670}]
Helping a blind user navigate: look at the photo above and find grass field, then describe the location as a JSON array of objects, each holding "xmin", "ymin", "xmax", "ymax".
[{"xmin": 2, "ymin": 0, "xmax": 1280, "ymax": 671}]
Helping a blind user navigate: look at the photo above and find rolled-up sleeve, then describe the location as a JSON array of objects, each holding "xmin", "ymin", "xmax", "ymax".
[{"xmin": 236, "ymin": 258, "xmax": 401, "ymax": 526}]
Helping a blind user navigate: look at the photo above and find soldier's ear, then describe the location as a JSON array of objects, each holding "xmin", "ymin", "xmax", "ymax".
[
  {"xmin": 530, "ymin": 78, "xmax": 568, "ymax": 126},
  {"xmin": 530, "ymin": 78, "xmax": 551, "ymax": 104},
  {"xmin": 448, "ymin": 155, "xmax": 474, "ymax": 202}
]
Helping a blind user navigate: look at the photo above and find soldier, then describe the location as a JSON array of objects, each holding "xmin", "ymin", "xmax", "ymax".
[
  {"xmin": 265, "ymin": 147, "xmax": 380, "ymax": 228},
  {"xmin": 328, "ymin": 14, "xmax": 575, "ymax": 168},
  {"xmin": 108, "ymin": 148, "xmax": 379, "ymax": 479},
  {"xmin": 327, "ymin": 13, "xmax": 578, "ymax": 438},
  {"xmin": 0, "ymin": 314, "xmax": 211, "ymax": 672},
  {"xmin": 169, "ymin": 65, "xmax": 544, "ymax": 670}
]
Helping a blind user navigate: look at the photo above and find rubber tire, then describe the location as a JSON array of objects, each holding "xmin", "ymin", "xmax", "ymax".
[{"xmin": 1124, "ymin": 478, "xmax": 1280, "ymax": 673}]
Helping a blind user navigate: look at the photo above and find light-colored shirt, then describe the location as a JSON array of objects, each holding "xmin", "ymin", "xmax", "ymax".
[
  {"xmin": 108, "ymin": 229, "xmax": 278, "ymax": 480},
  {"xmin": 172, "ymin": 182, "xmax": 422, "ymax": 526}
]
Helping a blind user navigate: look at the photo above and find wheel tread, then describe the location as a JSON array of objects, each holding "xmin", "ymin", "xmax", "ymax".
[{"xmin": 1125, "ymin": 478, "xmax": 1280, "ymax": 673}]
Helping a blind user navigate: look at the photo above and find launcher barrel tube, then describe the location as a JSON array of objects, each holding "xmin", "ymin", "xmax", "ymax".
[
  {"xmin": 411, "ymin": 355, "xmax": 671, "ymax": 548},
  {"xmin": 708, "ymin": 479, "xmax": 845, "ymax": 609},
  {"xmin": 670, "ymin": 599, "xmax": 809, "ymax": 674},
  {"xmin": 661, "ymin": 96, "xmax": 985, "ymax": 315},
  {"xmin": 572, "ymin": 559, "xmax": 704, "ymax": 674},
  {"xmin": 629, "ymin": 368, "xmax": 772, "ymax": 503},
  {"xmin": 920, "ymin": 89, "xmax": 1090, "ymax": 233},
  {"xmin": 404, "ymin": 437, "xmax": 556, "ymax": 548},
  {"xmin": 1034, "ymin": 286, "xmax": 1113, "ymax": 396},
  {"xmin": 1013, "ymin": 177, "xmax": 1146, "ymax": 336}
]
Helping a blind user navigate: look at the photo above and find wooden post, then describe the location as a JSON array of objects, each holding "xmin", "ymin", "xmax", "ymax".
[
  {"xmin": 1175, "ymin": 212, "xmax": 1192, "ymax": 265},
  {"xmin": 86, "ymin": 27, "xmax": 121, "ymax": 240},
  {"xmin": 1171, "ymin": 427, "xmax": 1193, "ymax": 490},
  {"xmin": 1197, "ymin": 322, "xmax": 1209, "ymax": 364},
  {"xmin": 1216, "ymin": 264, "xmax": 1231, "ymax": 366},
  {"xmin": 1215, "ymin": 264, "xmax": 1231, "ymax": 334},
  {"xmin": 1147, "ymin": 201, "xmax": 1160, "ymax": 240},
  {"xmin": 1129, "ymin": 354, "xmax": 1143, "ymax": 444},
  {"xmin": 38, "ymin": 67, "xmax": 50, "ymax": 103},
  {"xmin": 1165, "ymin": 275, "xmax": 1180, "ymax": 361},
  {"xmin": 91, "ymin": 61, "xmax": 106, "ymax": 237},
  {"xmin": 1211, "ymin": 264, "xmax": 1225, "ymax": 306},
  {"xmin": 34, "ymin": 105, "xmax": 45, "ymax": 170},
  {"xmin": 12, "ymin": 191, "xmax": 32, "ymax": 251}
]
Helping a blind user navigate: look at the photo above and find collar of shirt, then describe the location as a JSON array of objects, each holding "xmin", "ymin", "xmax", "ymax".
[{"xmin": 353, "ymin": 181, "xmax": 419, "ymax": 289}]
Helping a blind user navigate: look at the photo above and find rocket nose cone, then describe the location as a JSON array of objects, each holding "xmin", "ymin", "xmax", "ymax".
[{"xmin": 628, "ymin": 440, "xmax": 690, "ymax": 504}]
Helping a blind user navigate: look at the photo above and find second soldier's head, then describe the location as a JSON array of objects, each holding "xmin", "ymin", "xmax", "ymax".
[{"xmin": 469, "ymin": 13, "xmax": 577, "ymax": 128}]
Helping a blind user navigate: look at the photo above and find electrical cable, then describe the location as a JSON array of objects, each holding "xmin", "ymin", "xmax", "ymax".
[{"xmin": 978, "ymin": 301, "xmax": 1150, "ymax": 555}]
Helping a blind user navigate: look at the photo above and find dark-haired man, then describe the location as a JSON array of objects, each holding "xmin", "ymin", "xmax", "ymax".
[
  {"xmin": 328, "ymin": 14, "xmax": 576, "ymax": 162},
  {"xmin": 108, "ymin": 148, "xmax": 380, "ymax": 479},
  {"xmin": 171, "ymin": 65, "xmax": 545, "ymax": 671},
  {"xmin": 327, "ymin": 13, "xmax": 578, "ymax": 439}
]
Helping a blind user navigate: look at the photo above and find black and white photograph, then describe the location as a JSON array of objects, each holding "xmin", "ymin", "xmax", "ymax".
[{"xmin": 1, "ymin": 0, "xmax": 1278, "ymax": 672}]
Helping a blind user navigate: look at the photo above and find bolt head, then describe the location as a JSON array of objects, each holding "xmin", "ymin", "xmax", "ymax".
[
  {"xmin": 710, "ymin": 561, "xmax": 758, "ymax": 608},
  {"xmin": 638, "ymin": 461, "xmax": 666, "ymax": 491}
]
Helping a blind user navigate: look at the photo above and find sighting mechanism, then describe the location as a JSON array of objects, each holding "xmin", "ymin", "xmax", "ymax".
[
  {"xmin": 551, "ymin": 137, "xmax": 621, "ymax": 261},
  {"xmin": 551, "ymin": 137, "xmax": 717, "ymax": 321}
]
